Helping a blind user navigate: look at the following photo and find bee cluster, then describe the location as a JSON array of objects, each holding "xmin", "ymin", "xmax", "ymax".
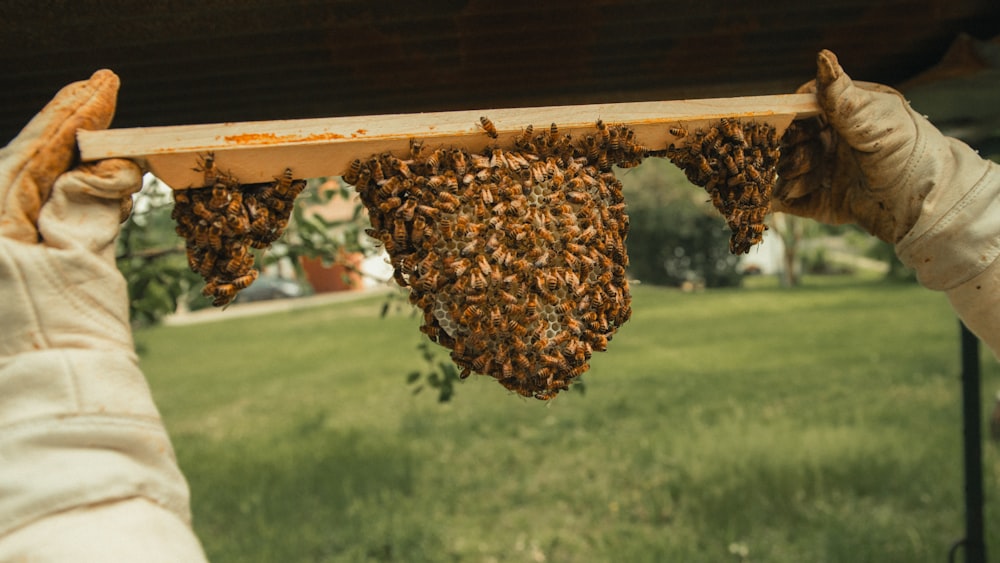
[
  {"xmin": 348, "ymin": 119, "xmax": 642, "ymax": 400},
  {"xmin": 172, "ymin": 155, "xmax": 306, "ymax": 306},
  {"xmin": 666, "ymin": 118, "xmax": 780, "ymax": 254}
]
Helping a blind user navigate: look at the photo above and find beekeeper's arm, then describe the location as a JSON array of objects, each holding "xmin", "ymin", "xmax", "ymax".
[
  {"xmin": 776, "ymin": 50, "xmax": 1000, "ymax": 355},
  {"xmin": 0, "ymin": 70, "xmax": 208, "ymax": 562}
]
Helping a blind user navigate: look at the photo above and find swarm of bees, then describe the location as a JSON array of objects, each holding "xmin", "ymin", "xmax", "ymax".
[
  {"xmin": 665, "ymin": 118, "xmax": 780, "ymax": 254},
  {"xmin": 347, "ymin": 118, "xmax": 642, "ymax": 400},
  {"xmin": 172, "ymin": 154, "xmax": 306, "ymax": 306}
]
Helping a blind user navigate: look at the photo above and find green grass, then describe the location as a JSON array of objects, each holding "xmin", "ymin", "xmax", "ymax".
[{"xmin": 138, "ymin": 276, "xmax": 1000, "ymax": 562}]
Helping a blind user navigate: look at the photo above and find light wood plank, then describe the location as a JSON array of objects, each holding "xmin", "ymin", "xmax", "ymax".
[{"xmin": 78, "ymin": 93, "xmax": 819, "ymax": 189}]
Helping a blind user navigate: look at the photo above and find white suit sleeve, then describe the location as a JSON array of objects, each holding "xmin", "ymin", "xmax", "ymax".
[{"xmin": 895, "ymin": 144, "xmax": 1000, "ymax": 356}]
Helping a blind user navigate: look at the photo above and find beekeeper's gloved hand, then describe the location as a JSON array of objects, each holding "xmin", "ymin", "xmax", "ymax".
[
  {"xmin": 775, "ymin": 49, "xmax": 1000, "ymax": 355},
  {"xmin": 0, "ymin": 70, "xmax": 208, "ymax": 562}
]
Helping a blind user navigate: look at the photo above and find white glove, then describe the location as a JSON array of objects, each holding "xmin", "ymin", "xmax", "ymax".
[
  {"xmin": 0, "ymin": 70, "xmax": 208, "ymax": 561},
  {"xmin": 775, "ymin": 50, "xmax": 1000, "ymax": 355}
]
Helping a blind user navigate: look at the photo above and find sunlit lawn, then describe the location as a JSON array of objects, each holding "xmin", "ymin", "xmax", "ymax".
[{"xmin": 137, "ymin": 275, "xmax": 1000, "ymax": 562}]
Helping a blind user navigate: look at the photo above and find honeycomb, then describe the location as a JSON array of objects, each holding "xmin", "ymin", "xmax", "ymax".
[
  {"xmin": 665, "ymin": 118, "xmax": 779, "ymax": 254},
  {"xmin": 172, "ymin": 154, "xmax": 306, "ymax": 306},
  {"xmin": 349, "ymin": 120, "xmax": 643, "ymax": 400}
]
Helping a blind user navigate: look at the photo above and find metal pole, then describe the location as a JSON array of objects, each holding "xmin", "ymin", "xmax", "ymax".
[{"xmin": 949, "ymin": 321, "xmax": 986, "ymax": 563}]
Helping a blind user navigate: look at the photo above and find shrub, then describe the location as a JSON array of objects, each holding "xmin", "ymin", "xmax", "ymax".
[{"xmin": 622, "ymin": 159, "xmax": 742, "ymax": 288}]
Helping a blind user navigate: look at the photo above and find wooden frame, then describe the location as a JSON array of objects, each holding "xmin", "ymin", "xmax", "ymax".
[{"xmin": 78, "ymin": 93, "xmax": 820, "ymax": 189}]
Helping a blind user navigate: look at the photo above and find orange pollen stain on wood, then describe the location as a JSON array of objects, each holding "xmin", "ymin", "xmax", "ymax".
[{"xmin": 223, "ymin": 132, "xmax": 347, "ymax": 144}]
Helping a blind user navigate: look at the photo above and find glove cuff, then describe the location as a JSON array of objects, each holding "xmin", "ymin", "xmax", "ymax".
[{"xmin": 895, "ymin": 147, "xmax": 1000, "ymax": 291}]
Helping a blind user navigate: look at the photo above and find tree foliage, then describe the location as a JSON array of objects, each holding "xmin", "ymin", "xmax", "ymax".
[{"xmin": 621, "ymin": 158, "xmax": 742, "ymax": 288}]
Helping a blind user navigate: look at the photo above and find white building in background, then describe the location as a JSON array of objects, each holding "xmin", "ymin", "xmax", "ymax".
[{"xmin": 738, "ymin": 231, "xmax": 785, "ymax": 275}]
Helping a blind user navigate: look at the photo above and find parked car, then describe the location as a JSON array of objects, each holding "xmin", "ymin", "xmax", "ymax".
[{"xmin": 234, "ymin": 275, "xmax": 306, "ymax": 303}]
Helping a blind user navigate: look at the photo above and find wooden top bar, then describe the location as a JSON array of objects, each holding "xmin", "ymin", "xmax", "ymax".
[{"xmin": 78, "ymin": 93, "xmax": 819, "ymax": 189}]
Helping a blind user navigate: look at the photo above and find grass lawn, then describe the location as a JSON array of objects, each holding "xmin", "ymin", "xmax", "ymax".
[{"xmin": 137, "ymin": 275, "xmax": 1000, "ymax": 562}]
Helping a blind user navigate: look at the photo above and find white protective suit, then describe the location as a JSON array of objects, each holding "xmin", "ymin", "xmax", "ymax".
[
  {"xmin": 0, "ymin": 51, "xmax": 996, "ymax": 560},
  {"xmin": 0, "ymin": 71, "xmax": 208, "ymax": 561}
]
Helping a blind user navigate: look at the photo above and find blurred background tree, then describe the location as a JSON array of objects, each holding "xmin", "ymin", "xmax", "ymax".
[{"xmin": 621, "ymin": 158, "xmax": 742, "ymax": 288}]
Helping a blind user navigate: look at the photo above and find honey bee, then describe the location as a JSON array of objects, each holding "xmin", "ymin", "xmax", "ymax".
[
  {"xmin": 534, "ymin": 390, "xmax": 558, "ymax": 401},
  {"xmin": 489, "ymin": 148, "xmax": 508, "ymax": 170},
  {"xmin": 390, "ymin": 156, "xmax": 413, "ymax": 179},
  {"xmin": 557, "ymin": 301, "xmax": 574, "ymax": 316},
  {"xmin": 410, "ymin": 215, "xmax": 427, "ymax": 243},
  {"xmin": 723, "ymin": 155, "xmax": 739, "ymax": 176},
  {"xmin": 732, "ymin": 146, "xmax": 746, "ymax": 169},
  {"xmin": 433, "ymin": 216, "xmax": 453, "ymax": 238},
  {"xmin": 376, "ymin": 176, "xmax": 398, "ymax": 198},
  {"xmin": 340, "ymin": 157, "xmax": 365, "ymax": 185},
  {"xmin": 209, "ymin": 183, "xmax": 230, "ymax": 210},
  {"xmin": 532, "ymin": 250, "xmax": 550, "ymax": 268},
  {"xmin": 206, "ymin": 221, "xmax": 225, "ymax": 248},
  {"xmin": 469, "ymin": 271, "xmax": 487, "ymax": 291},
  {"xmin": 452, "ymin": 150, "xmax": 468, "ymax": 175},
  {"xmin": 378, "ymin": 196, "xmax": 402, "ymax": 214},
  {"xmin": 460, "ymin": 239, "xmax": 479, "ymax": 257},
  {"xmin": 472, "ymin": 353, "xmax": 492, "ymax": 373},
  {"xmin": 475, "ymin": 254, "xmax": 492, "ymax": 276},
  {"xmin": 368, "ymin": 158, "xmax": 385, "ymax": 183},
  {"xmin": 232, "ymin": 269, "xmax": 259, "ymax": 290},
  {"xmin": 490, "ymin": 307, "xmax": 502, "ymax": 328},
  {"xmin": 409, "ymin": 138, "xmax": 424, "ymax": 159},
  {"xmin": 354, "ymin": 164, "xmax": 372, "ymax": 188},
  {"xmin": 212, "ymin": 283, "xmax": 237, "ymax": 306},
  {"xmin": 223, "ymin": 250, "xmax": 248, "ymax": 276},
  {"xmin": 584, "ymin": 135, "xmax": 600, "ymax": 163},
  {"xmin": 498, "ymin": 290, "xmax": 518, "ymax": 305},
  {"xmin": 397, "ymin": 199, "xmax": 418, "ymax": 221},
  {"xmin": 597, "ymin": 151, "xmax": 609, "ymax": 171},
  {"xmin": 191, "ymin": 200, "xmax": 214, "ymax": 221},
  {"xmin": 391, "ymin": 221, "xmax": 408, "ymax": 246},
  {"xmin": 416, "ymin": 204, "xmax": 440, "ymax": 219},
  {"xmin": 513, "ymin": 352, "xmax": 531, "ymax": 369},
  {"xmin": 274, "ymin": 168, "xmax": 296, "ymax": 197},
  {"xmin": 596, "ymin": 119, "xmax": 609, "ymax": 147},
  {"xmin": 545, "ymin": 273, "xmax": 559, "ymax": 292},
  {"xmin": 479, "ymin": 116, "xmax": 499, "ymax": 139},
  {"xmin": 695, "ymin": 156, "xmax": 715, "ymax": 178},
  {"xmin": 720, "ymin": 117, "xmax": 746, "ymax": 144},
  {"xmin": 514, "ymin": 124, "xmax": 534, "ymax": 149},
  {"xmin": 426, "ymin": 150, "xmax": 442, "ymax": 174},
  {"xmin": 609, "ymin": 127, "xmax": 620, "ymax": 152},
  {"xmin": 668, "ymin": 124, "xmax": 687, "ymax": 139},
  {"xmin": 415, "ymin": 272, "xmax": 440, "ymax": 292},
  {"xmin": 548, "ymin": 122, "xmax": 560, "ymax": 145},
  {"xmin": 726, "ymin": 172, "xmax": 748, "ymax": 188},
  {"xmin": 525, "ymin": 295, "xmax": 539, "ymax": 317},
  {"xmin": 481, "ymin": 186, "xmax": 495, "ymax": 205},
  {"xmin": 540, "ymin": 353, "xmax": 569, "ymax": 371}
]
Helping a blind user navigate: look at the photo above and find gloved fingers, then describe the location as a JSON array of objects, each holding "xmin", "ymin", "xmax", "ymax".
[
  {"xmin": 777, "ymin": 119, "xmax": 824, "ymax": 186},
  {"xmin": 0, "ymin": 70, "xmax": 121, "ymax": 243},
  {"xmin": 814, "ymin": 50, "xmax": 916, "ymax": 158},
  {"xmin": 37, "ymin": 158, "xmax": 143, "ymax": 256},
  {"xmin": 119, "ymin": 193, "xmax": 135, "ymax": 223}
]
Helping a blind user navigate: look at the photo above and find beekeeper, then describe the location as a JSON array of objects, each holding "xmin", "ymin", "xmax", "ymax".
[{"xmin": 0, "ymin": 50, "xmax": 996, "ymax": 560}]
